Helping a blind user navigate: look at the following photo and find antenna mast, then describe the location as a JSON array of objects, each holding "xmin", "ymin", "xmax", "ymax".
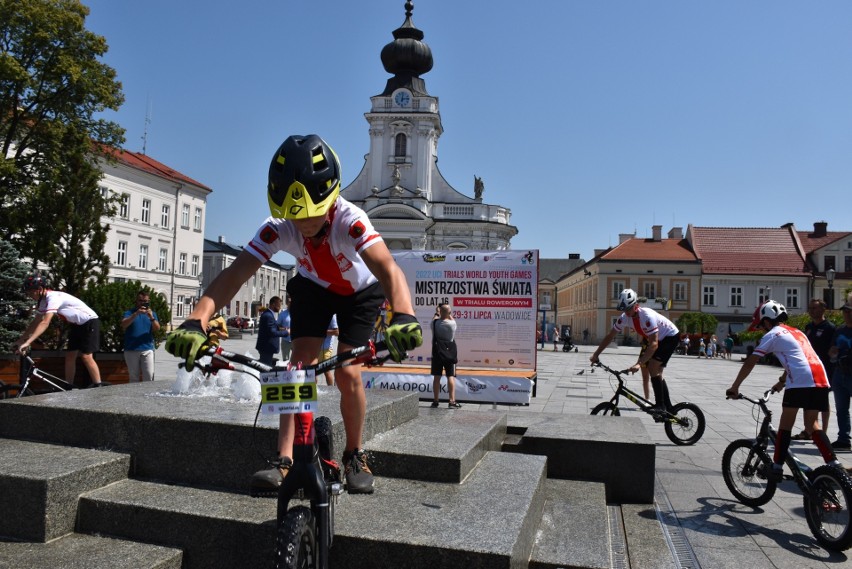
[{"xmin": 141, "ymin": 98, "xmax": 152, "ymax": 155}]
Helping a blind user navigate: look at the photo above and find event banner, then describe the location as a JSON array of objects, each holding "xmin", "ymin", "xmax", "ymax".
[
  {"xmin": 391, "ymin": 250, "xmax": 539, "ymax": 370},
  {"xmin": 363, "ymin": 370, "xmax": 533, "ymax": 405}
]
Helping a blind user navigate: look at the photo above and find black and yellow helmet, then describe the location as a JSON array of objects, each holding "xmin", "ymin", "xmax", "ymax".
[{"xmin": 268, "ymin": 135, "xmax": 341, "ymax": 219}]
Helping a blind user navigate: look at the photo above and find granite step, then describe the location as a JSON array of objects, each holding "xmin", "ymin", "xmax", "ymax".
[
  {"xmin": 0, "ymin": 439, "xmax": 130, "ymax": 542},
  {"xmin": 0, "ymin": 533, "xmax": 183, "ymax": 569},
  {"xmin": 78, "ymin": 451, "xmax": 549, "ymax": 569}
]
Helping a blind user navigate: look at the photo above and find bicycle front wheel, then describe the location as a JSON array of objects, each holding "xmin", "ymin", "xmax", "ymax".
[
  {"xmin": 804, "ymin": 465, "xmax": 852, "ymax": 551},
  {"xmin": 590, "ymin": 402, "xmax": 620, "ymax": 416},
  {"xmin": 664, "ymin": 402, "xmax": 706, "ymax": 445},
  {"xmin": 275, "ymin": 506, "xmax": 317, "ymax": 569},
  {"xmin": 722, "ymin": 439, "xmax": 776, "ymax": 507}
]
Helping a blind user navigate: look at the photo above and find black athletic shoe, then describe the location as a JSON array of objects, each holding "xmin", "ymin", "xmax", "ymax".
[
  {"xmin": 430, "ymin": 401, "xmax": 439, "ymax": 408},
  {"xmin": 448, "ymin": 402, "xmax": 462, "ymax": 409},
  {"xmin": 343, "ymin": 448, "xmax": 374, "ymax": 494},
  {"xmin": 831, "ymin": 440, "xmax": 852, "ymax": 451}
]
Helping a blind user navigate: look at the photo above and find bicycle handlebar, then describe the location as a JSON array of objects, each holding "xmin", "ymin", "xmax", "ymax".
[
  {"xmin": 727, "ymin": 389, "xmax": 774, "ymax": 406},
  {"xmin": 591, "ymin": 361, "xmax": 632, "ymax": 377}
]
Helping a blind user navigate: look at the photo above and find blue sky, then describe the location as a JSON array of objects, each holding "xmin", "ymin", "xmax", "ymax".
[{"xmin": 85, "ymin": 1, "xmax": 851, "ymax": 264}]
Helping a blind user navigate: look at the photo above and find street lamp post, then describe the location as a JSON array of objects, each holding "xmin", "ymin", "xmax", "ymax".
[{"xmin": 827, "ymin": 268, "xmax": 836, "ymax": 309}]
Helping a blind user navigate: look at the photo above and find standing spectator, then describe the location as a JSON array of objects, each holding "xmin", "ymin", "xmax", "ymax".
[
  {"xmin": 430, "ymin": 303, "xmax": 460, "ymax": 408},
  {"xmin": 726, "ymin": 300, "xmax": 838, "ymax": 482},
  {"xmin": 318, "ymin": 315, "xmax": 339, "ymax": 386},
  {"xmin": 12, "ymin": 273, "xmax": 102, "ymax": 386},
  {"xmin": 706, "ymin": 336, "xmax": 716, "ymax": 359},
  {"xmin": 552, "ymin": 327, "xmax": 559, "ymax": 351},
  {"xmin": 206, "ymin": 313, "xmax": 229, "ymax": 346},
  {"xmin": 829, "ymin": 294, "xmax": 852, "ymax": 451},
  {"xmin": 698, "ymin": 337, "xmax": 706, "ymax": 358},
  {"xmin": 724, "ymin": 334, "xmax": 734, "ymax": 359},
  {"xmin": 582, "ymin": 328, "xmax": 589, "ymax": 344},
  {"xmin": 255, "ymin": 296, "xmax": 286, "ymax": 366},
  {"xmin": 277, "ymin": 296, "xmax": 292, "ymax": 362},
  {"xmin": 121, "ymin": 290, "xmax": 161, "ymax": 382},
  {"xmin": 793, "ymin": 299, "xmax": 836, "ymax": 441}
]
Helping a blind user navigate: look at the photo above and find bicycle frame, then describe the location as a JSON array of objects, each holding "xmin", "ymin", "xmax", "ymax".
[
  {"xmin": 12, "ymin": 356, "xmax": 75, "ymax": 397},
  {"xmin": 594, "ymin": 361, "xmax": 679, "ymax": 423}
]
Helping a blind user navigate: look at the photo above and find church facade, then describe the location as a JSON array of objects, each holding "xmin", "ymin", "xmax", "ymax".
[{"xmin": 342, "ymin": 2, "xmax": 517, "ymax": 251}]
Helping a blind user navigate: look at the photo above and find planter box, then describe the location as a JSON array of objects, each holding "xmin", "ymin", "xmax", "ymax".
[{"xmin": 0, "ymin": 352, "xmax": 129, "ymax": 390}]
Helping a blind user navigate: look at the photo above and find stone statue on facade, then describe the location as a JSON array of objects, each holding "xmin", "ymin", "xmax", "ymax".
[{"xmin": 474, "ymin": 175, "xmax": 484, "ymax": 199}]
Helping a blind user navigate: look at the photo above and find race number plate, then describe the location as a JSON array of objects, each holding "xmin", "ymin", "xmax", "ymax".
[{"xmin": 260, "ymin": 369, "xmax": 318, "ymax": 414}]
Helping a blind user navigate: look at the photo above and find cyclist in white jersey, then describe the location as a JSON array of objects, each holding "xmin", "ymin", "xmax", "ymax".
[
  {"xmin": 591, "ymin": 289, "xmax": 679, "ymax": 412},
  {"xmin": 727, "ymin": 300, "xmax": 840, "ymax": 481},
  {"xmin": 12, "ymin": 273, "xmax": 102, "ymax": 386},
  {"xmin": 167, "ymin": 135, "xmax": 423, "ymax": 496}
]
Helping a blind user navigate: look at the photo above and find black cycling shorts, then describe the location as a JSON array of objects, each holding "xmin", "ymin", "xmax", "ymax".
[
  {"xmin": 430, "ymin": 358, "xmax": 456, "ymax": 378},
  {"xmin": 782, "ymin": 386, "xmax": 830, "ymax": 412},
  {"xmin": 287, "ymin": 274, "xmax": 385, "ymax": 348},
  {"xmin": 650, "ymin": 335, "xmax": 679, "ymax": 367},
  {"xmin": 68, "ymin": 318, "xmax": 101, "ymax": 354}
]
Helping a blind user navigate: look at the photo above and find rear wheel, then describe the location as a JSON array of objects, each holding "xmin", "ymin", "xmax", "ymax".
[
  {"xmin": 275, "ymin": 506, "xmax": 317, "ymax": 569},
  {"xmin": 804, "ymin": 465, "xmax": 852, "ymax": 551},
  {"xmin": 591, "ymin": 402, "xmax": 620, "ymax": 416},
  {"xmin": 722, "ymin": 439, "xmax": 776, "ymax": 507},
  {"xmin": 664, "ymin": 402, "xmax": 706, "ymax": 445}
]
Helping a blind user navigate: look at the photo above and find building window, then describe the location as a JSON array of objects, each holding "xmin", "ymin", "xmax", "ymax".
[
  {"xmin": 845, "ymin": 256, "xmax": 852, "ymax": 272},
  {"xmin": 825, "ymin": 256, "xmax": 836, "ymax": 271},
  {"xmin": 181, "ymin": 204, "xmax": 190, "ymax": 228},
  {"xmin": 119, "ymin": 194, "xmax": 130, "ymax": 219},
  {"xmin": 786, "ymin": 288, "xmax": 799, "ymax": 309},
  {"xmin": 191, "ymin": 255, "xmax": 199, "ymax": 277},
  {"xmin": 138, "ymin": 244, "xmax": 148, "ymax": 269},
  {"xmin": 194, "ymin": 207, "xmax": 202, "ymax": 231},
  {"xmin": 730, "ymin": 287, "xmax": 743, "ymax": 307},
  {"xmin": 161, "ymin": 205, "xmax": 170, "ymax": 229},
  {"xmin": 394, "ymin": 133, "xmax": 406, "ymax": 157},
  {"xmin": 117, "ymin": 241, "xmax": 127, "ymax": 266},
  {"xmin": 612, "ymin": 281, "xmax": 625, "ymax": 300},
  {"xmin": 702, "ymin": 286, "xmax": 715, "ymax": 306},
  {"xmin": 642, "ymin": 282, "xmax": 656, "ymax": 299},
  {"xmin": 674, "ymin": 282, "xmax": 687, "ymax": 302},
  {"xmin": 141, "ymin": 199, "xmax": 151, "ymax": 224},
  {"xmin": 99, "ymin": 185, "xmax": 109, "ymax": 199},
  {"xmin": 179, "ymin": 253, "xmax": 187, "ymax": 275},
  {"xmin": 159, "ymin": 248, "xmax": 168, "ymax": 271},
  {"xmin": 176, "ymin": 295, "xmax": 185, "ymax": 318},
  {"xmin": 758, "ymin": 286, "xmax": 772, "ymax": 305}
]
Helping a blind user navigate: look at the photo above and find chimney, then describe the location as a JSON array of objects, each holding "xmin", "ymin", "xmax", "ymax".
[
  {"xmin": 813, "ymin": 221, "xmax": 828, "ymax": 237},
  {"xmin": 667, "ymin": 227, "xmax": 683, "ymax": 240},
  {"xmin": 618, "ymin": 232, "xmax": 635, "ymax": 244},
  {"xmin": 218, "ymin": 235, "xmax": 226, "ymax": 243},
  {"xmin": 652, "ymin": 225, "xmax": 662, "ymax": 241},
  {"xmin": 568, "ymin": 253, "xmax": 580, "ymax": 259}
]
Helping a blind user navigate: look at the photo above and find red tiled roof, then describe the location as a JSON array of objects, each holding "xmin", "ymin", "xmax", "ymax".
[
  {"xmin": 103, "ymin": 147, "xmax": 212, "ymax": 192},
  {"xmin": 690, "ymin": 227, "xmax": 808, "ymax": 275},
  {"xmin": 603, "ymin": 238, "xmax": 698, "ymax": 262},
  {"xmin": 797, "ymin": 230, "xmax": 850, "ymax": 254}
]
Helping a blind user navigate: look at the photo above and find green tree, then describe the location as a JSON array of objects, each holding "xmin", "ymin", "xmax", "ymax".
[
  {"xmin": 0, "ymin": 239, "xmax": 32, "ymax": 351},
  {"xmin": 0, "ymin": 0, "xmax": 124, "ymax": 284},
  {"xmin": 81, "ymin": 280, "xmax": 171, "ymax": 352},
  {"xmin": 675, "ymin": 312, "xmax": 719, "ymax": 335}
]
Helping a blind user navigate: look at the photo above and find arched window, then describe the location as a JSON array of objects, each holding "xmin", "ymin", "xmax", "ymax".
[{"xmin": 394, "ymin": 133, "xmax": 407, "ymax": 157}]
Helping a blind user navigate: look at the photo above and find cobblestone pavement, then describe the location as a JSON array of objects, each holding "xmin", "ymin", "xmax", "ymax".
[{"xmin": 156, "ymin": 338, "xmax": 852, "ymax": 568}]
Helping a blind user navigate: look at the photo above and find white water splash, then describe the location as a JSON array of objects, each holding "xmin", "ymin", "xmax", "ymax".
[{"xmin": 155, "ymin": 355, "xmax": 262, "ymax": 403}]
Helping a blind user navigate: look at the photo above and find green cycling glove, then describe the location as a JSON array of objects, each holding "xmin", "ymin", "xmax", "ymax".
[
  {"xmin": 385, "ymin": 313, "xmax": 423, "ymax": 362},
  {"xmin": 165, "ymin": 319, "xmax": 207, "ymax": 371}
]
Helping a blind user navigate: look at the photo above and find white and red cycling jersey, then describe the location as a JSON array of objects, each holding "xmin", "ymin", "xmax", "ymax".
[
  {"xmin": 753, "ymin": 324, "xmax": 829, "ymax": 389},
  {"xmin": 246, "ymin": 197, "xmax": 383, "ymax": 296},
  {"xmin": 37, "ymin": 290, "xmax": 98, "ymax": 325},
  {"xmin": 612, "ymin": 306, "xmax": 679, "ymax": 340}
]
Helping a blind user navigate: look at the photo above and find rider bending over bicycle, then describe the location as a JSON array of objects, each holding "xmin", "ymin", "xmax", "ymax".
[
  {"xmin": 726, "ymin": 300, "xmax": 842, "ymax": 482},
  {"xmin": 166, "ymin": 134, "xmax": 422, "ymax": 496},
  {"xmin": 590, "ymin": 288, "xmax": 679, "ymax": 413}
]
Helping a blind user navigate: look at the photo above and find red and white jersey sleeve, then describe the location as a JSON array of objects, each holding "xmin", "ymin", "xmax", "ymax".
[
  {"xmin": 612, "ymin": 306, "xmax": 678, "ymax": 340},
  {"xmin": 753, "ymin": 324, "xmax": 829, "ymax": 388},
  {"xmin": 245, "ymin": 197, "xmax": 382, "ymax": 296},
  {"xmin": 38, "ymin": 290, "xmax": 98, "ymax": 325}
]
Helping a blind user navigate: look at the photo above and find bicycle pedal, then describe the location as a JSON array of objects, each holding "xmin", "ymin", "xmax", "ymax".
[{"xmin": 330, "ymin": 482, "xmax": 344, "ymax": 496}]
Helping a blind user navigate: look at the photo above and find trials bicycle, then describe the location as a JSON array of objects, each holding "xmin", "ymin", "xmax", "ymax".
[
  {"xmin": 589, "ymin": 361, "xmax": 706, "ymax": 445},
  {"xmin": 188, "ymin": 340, "xmax": 394, "ymax": 569},
  {"xmin": 722, "ymin": 390, "xmax": 852, "ymax": 551},
  {"xmin": 0, "ymin": 355, "xmax": 77, "ymax": 399}
]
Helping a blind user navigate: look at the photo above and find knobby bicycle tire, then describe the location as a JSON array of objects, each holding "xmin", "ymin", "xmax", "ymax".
[
  {"xmin": 722, "ymin": 439, "xmax": 776, "ymax": 507},
  {"xmin": 314, "ymin": 415, "xmax": 336, "ymax": 548},
  {"xmin": 664, "ymin": 402, "xmax": 706, "ymax": 446},
  {"xmin": 590, "ymin": 402, "xmax": 620, "ymax": 416},
  {"xmin": 804, "ymin": 465, "xmax": 852, "ymax": 551},
  {"xmin": 275, "ymin": 505, "xmax": 317, "ymax": 569}
]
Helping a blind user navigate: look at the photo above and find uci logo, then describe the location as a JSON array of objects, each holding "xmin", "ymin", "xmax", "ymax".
[{"xmin": 455, "ymin": 255, "xmax": 476, "ymax": 262}]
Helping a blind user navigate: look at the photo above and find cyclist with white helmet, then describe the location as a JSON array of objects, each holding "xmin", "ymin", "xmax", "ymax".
[
  {"xmin": 726, "ymin": 300, "xmax": 840, "ymax": 481},
  {"xmin": 166, "ymin": 134, "xmax": 423, "ymax": 496},
  {"xmin": 590, "ymin": 288, "xmax": 680, "ymax": 413}
]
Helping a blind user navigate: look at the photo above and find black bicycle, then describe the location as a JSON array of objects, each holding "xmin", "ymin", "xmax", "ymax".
[
  {"xmin": 722, "ymin": 390, "xmax": 852, "ymax": 551},
  {"xmin": 589, "ymin": 361, "xmax": 706, "ymax": 445},
  {"xmin": 189, "ymin": 340, "xmax": 393, "ymax": 569},
  {"xmin": 0, "ymin": 355, "xmax": 77, "ymax": 398}
]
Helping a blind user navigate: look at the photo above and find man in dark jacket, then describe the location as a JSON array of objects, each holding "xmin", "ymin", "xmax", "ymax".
[{"xmin": 256, "ymin": 296, "xmax": 287, "ymax": 366}]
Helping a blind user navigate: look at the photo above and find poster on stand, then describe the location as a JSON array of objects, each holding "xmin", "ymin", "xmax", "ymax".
[{"xmin": 390, "ymin": 250, "xmax": 539, "ymax": 371}]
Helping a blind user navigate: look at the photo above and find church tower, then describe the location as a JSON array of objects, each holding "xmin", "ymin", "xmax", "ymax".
[{"xmin": 342, "ymin": 1, "xmax": 517, "ymax": 251}]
